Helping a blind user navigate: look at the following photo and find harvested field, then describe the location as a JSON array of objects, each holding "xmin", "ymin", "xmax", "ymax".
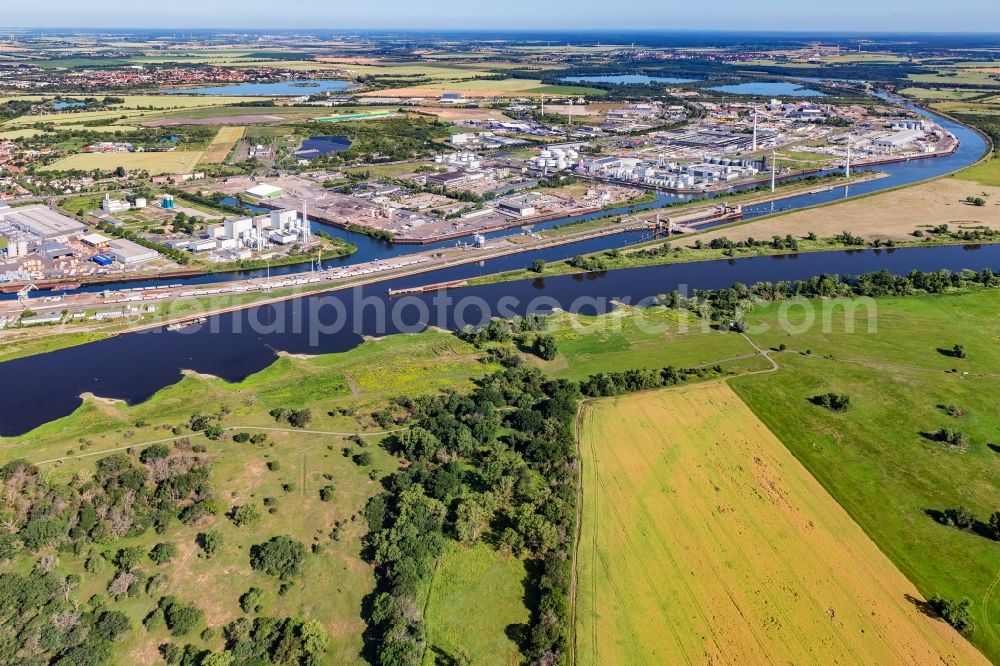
[
  {"xmin": 144, "ymin": 115, "xmax": 284, "ymax": 126},
  {"xmin": 42, "ymin": 151, "xmax": 204, "ymax": 175},
  {"xmin": 575, "ymin": 383, "xmax": 987, "ymax": 665},
  {"xmin": 696, "ymin": 176, "xmax": 1000, "ymax": 244},
  {"xmin": 199, "ymin": 125, "xmax": 245, "ymax": 163}
]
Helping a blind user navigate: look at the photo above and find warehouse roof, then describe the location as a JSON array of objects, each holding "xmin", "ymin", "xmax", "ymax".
[
  {"xmin": 0, "ymin": 205, "xmax": 87, "ymax": 239},
  {"xmin": 108, "ymin": 238, "xmax": 158, "ymax": 262},
  {"xmin": 245, "ymin": 184, "xmax": 284, "ymax": 198}
]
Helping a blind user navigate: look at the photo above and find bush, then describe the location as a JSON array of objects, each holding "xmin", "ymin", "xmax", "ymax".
[
  {"xmin": 140, "ymin": 443, "xmax": 171, "ymax": 463},
  {"xmin": 933, "ymin": 428, "xmax": 969, "ymax": 447},
  {"xmin": 989, "ymin": 511, "xmax": 1000, "ymax": 540},
  {"xmin": 149, "ymin": 542, "xmax": 178, "ymax": 565},
  {"xmin": 953, "ymin": 343, "xmax": 968, "ymax": 359},
  {"xmin": 240, "ymin": 587, "xmax": 264, "ymax": 614},
  {"xmin": 231, "ymin": 503, "xmax": 261, "ymax": 527},
  {"xmin": 249, "ymin": 536, "xmax": 306, "ymax": 579},
  {"xmin": 531, "ymin": 334, "xmax": 558, "ymax": 361},
  {"xmin": 144, "ymin": 608, "xmax": 165, "ymax": 632},
  {"xmin": 197, "ymin": 530, "xmax": 223, "ymax": 558},
  {"xmin": 814, "ymin": 392, "xmax": 852, "ymax": 412},
  {"xmin": 319, "ymin": 485, "xmax": 336, "ymax": 502},
  {"xmin": 159, "ymin": 596, "xmax": 204, "ymax": 636},
  {"xmin": 353, "ymin": 451, "xmax": 373, "ymax": 467},
  {"xmin": 943, "ymin": 506, "xmax": 976, "ymax": 529},
  {"xmin": 287, "ymin": 408, "xmax": 312, "ymax": 428},
  {"xmin": 927, "ymin": 596, "xmax": 974, "ymax": 634}
]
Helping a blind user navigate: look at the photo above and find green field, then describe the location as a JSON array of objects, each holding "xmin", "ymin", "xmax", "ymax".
[
  {"xmin": 423, "ymin": 543, "xmax": 530, "ymax": 665},
  {"xmin": 956, "ymin": 157, "xmax": 1000, "ymax": 187},
  {"xmin": 732, "ymin": 289, "xmax": 1000, "ymax": 661},
  {"xmin": 536, "ymin": 308, "xmax": 763, "ymax": 381}
]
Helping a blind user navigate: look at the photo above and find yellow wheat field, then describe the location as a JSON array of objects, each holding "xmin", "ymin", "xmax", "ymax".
[
  {"xmin": 199, "ymin": 125, "xmax": 245, "ymax": 164},
  {"xmin": 575, "ymin": 382, "xmax": 987, "ymax": 665}
]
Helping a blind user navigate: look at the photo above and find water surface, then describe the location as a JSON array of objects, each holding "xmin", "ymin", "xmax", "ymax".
[
  {"xmin": 707, "ymin": 81, "xmax": 826, "ymax": 96},
  {"xmin": 163, "ymin": 79, "xmax": 353, "ymax": 96}
]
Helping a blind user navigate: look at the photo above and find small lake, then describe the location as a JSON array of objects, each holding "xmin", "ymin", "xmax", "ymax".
[
  {"xmin": 163, "ymin": 79, "xmax": 353, "ymax": 96},
  {"xmin": 294, "ymin": 135, "xmax": 352, "ymax": 159},
  {"xmin": 707, "ymin": 81, "xmax": 826, "ymax": 97},
  {"xmin": 560, "ymin": 74, "xmax": 699, "ymax": 85},
  {"xmin": 219, "ymin": 196, "xmax": 272, "ymax": 214}
]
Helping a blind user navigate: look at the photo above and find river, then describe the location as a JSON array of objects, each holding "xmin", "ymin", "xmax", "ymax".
[{"xmin": 0, "ymin": 103, "xmax": 993, "ymax": 436}]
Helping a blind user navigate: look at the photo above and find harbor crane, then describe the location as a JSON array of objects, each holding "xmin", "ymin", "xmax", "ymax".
[{"xmin": 16, "ymin": 284, "xmax": 37, "ymax": 310}]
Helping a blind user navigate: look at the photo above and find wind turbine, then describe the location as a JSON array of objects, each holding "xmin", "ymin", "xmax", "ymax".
[
  {"xmin": 771, "ymin": 150, "xmax": 778, "ymax": 192},
  {"xmin": 844, "ymin": 133, "xmax": 852, "ymax": 178}
]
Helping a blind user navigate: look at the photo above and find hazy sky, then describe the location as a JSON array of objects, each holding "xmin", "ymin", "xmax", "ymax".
[{"xmin": 4, "ymin": 0, "xmax": 999, "ymax": 32}]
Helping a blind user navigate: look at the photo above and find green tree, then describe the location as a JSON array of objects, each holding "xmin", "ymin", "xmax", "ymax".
[
  {"xmin": 149, "ymin": 542, "xmax": 178, "ymax": 565},
  {"xmin": 231, "ymin": 503, "xmax": 261, "ymax": 527},
  {"xmin": 93, "ymin": 609, "xmax": 132, "ymax": 641},
  {"xmin": 239, "ymin": 587, "xmax": 264, "ymax": 614},
  {"xmin": 249, "ymin": 536, "xmax": 307, "ymax": 579},
  {"xmin": 197, "ymin": 530, "xmax": 223, "ymax": 559},
  {"xmin": 532, "ymin": 334, "xmax": 558, "ymax": 361},
  {"xmin": 928, "ymin": 596, "xmax": 974, "ymax": 634}
]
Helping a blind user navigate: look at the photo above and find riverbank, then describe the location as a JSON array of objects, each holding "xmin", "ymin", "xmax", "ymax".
[{"xmin": 464, "ymin": 234, "xmax": 1000, "ymax": 288}]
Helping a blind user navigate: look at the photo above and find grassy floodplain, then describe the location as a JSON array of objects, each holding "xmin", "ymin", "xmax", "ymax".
[
  {"xmin": 0, "ymin": 330, "xmax": 492, "ymax": 663},
  {"xmin": 731, "ymin": 289, "xmax": 1000, "ymax": 661},
  {"xmin": 576, "ymin": 383, "xmax": 986, "ymax": 664}
]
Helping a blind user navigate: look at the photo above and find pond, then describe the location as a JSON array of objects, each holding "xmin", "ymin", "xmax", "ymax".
[
  {"xmin": 293, "ymin": 135, "xmax": 353, "ymax": 160},
  {"xmin": 707, "ymin": 81, "xmax": 826, "ymax": 97},
  {"xmin": 162, "ymin": 79, "xmax": 354, "ymax": 96}
]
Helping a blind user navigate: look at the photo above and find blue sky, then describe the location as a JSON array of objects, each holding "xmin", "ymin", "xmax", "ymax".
[{"xmin": 3, "ymin": 0, "xmax": 999, "ymax": 32}]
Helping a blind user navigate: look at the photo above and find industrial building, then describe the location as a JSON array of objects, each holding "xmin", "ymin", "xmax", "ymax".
[
  {"xmin": 0, "ymin": 204, "xmax": 87, "ymax": 241},
  {"xmin": 245, "ymin": 183, "xmax": 285, "ymax": 200},
  {"xmin": 874, "ymin": 129, "xmax": 924, "ymax": 149},
  {"xmin": 203, "ymin": 208, "xmax": 310, "ymax": 253},
  {"xmin": 106, "ymin": 238, "xmax": 158, "ymax": 265},
  {"xmin": 582, "ymin": 155, "xmax": 759, "ymax": 190},
  {"xmin": 38, "ymin": 242, "xmax": 75, "ymax": 260},
  {"xmin": 497, "ymin": 193, "xmax": 542, "ymax": 217},
  {"xmin": 101, "ymin": 195, "xmax": 131, "ymax": 214},
  {"xmin": 80, "ymin": 233, "xmax": 111, "ymax": 248}
]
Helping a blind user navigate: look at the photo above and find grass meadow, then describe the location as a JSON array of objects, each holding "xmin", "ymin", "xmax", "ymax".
[{"xmin": 733, "ymin": 290, "xmax": 1000, "ymax": 661}]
